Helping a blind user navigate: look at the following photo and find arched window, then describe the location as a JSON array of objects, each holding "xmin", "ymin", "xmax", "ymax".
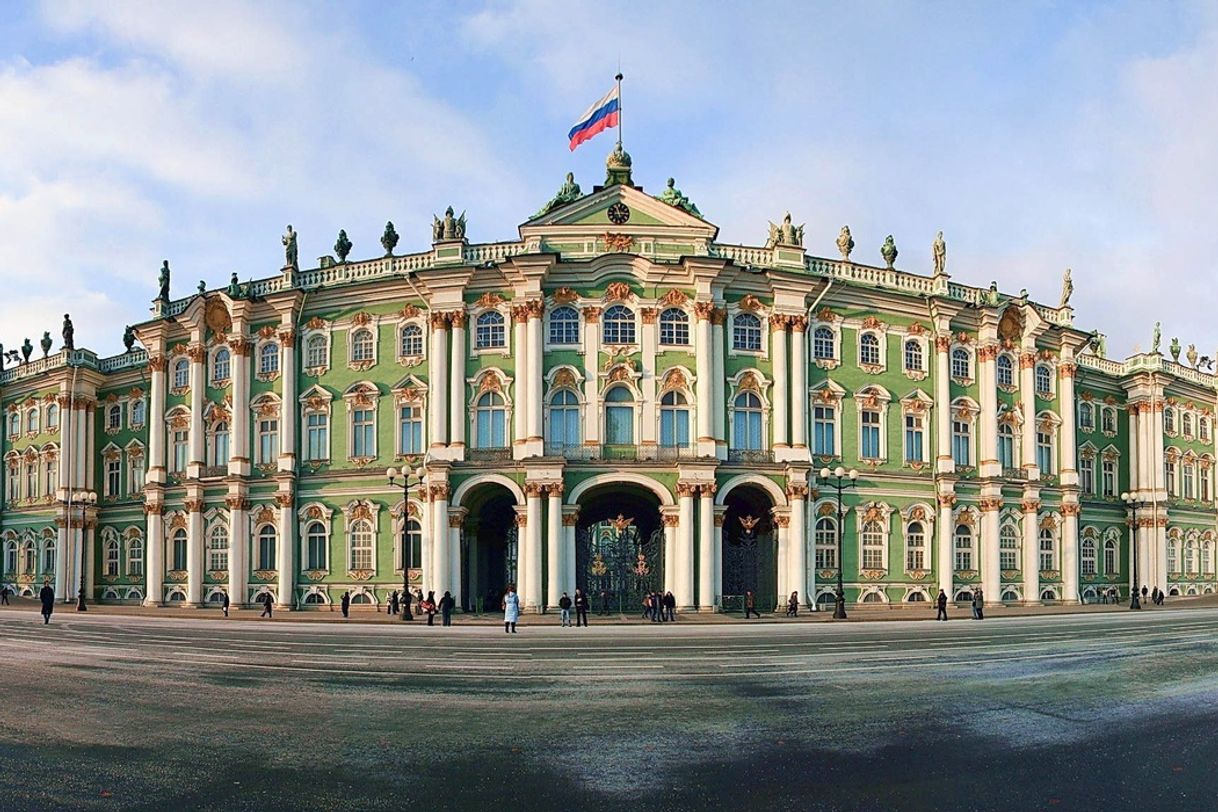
[
  {"xmin": 1183, "ymin": 462, "xmax": 1196, "ymax": 499},
  {"xmin": 954, "ymin": 524, "xmax": 974, "ymax": 571},
  {"xmin": 1039, "ymin": 528, "xmax": 1056, "ymax": 572},
  {"xmin": 859, "ymin": 333, "xmax": 881, "ymax": 366},
  {"xmin": 659, "ymin": 308, "xmax": 689, "ymax": 346},
  {"xmin": 306, "ymin": 521, "xmax": 327, "ymax": 571},
  {"xmin": 1202, "ymin": 541, "xmax": 1213, "ymax": 575},
  {"xmin": 1201, "ymin": 417, "xmax": 1211, "ymax": 442},
  {"xmin": 103, "ymin": 537, "xmax": 120, "ymax": 577},
  {"xmin": 547, "ymin": 390, "xmax": 581, "ymax": 450},
  {"xmin": 1078, "ymin": 402, "xmax": 1094, "ymax": 431},
  {"xmin": 127, "ymin": 536, "xmax": 144, "ymax": 576},
  {"xmin": 548, "ymin": 306, "xmax": 580, "ymax": 345},
  {"xmin": 8, "ymin": 413, "xmax": 20, "ymax": 438},
  {"xmin": 1101, "ymin": 407, "xmax": 1116, "ymax": 433},
  {"xmin": 951, "ymin": 348, "xmax": 970, "ymax": 379},
  {"xmin": 130, "ymin": 399, "xmax": 145, "ymax": 426},
  {"xmin": 351, "ymin": 406, "xmax": 375, "ymax": 458},
  {"xmin": 212, "ymin": 347, "xmax": 231, "ymax": 383},
  {"xmin": 208, "ymin": 525, "xmax": 229, "ymax": 571},
  {"xmin": 171, "ymin": 528, "xmax": 188, "ymax": 572},
  {"xmin": 1000, "ymin": 524, "xmax": 1020, "ymax": 571},
  {"xmin": 351, "ymin": 328, "xmax": 375, "ymax": 362},
  {"xmin": 474, "ymin": 391, "xmax": 507, "ymax": 448},
  {"xmin": 306, "ymin": 333, "xmax": 328, "ymax": 368},
  {"xmin": 604, "ymin": 386, "xmax": 635, "ymax": 445},
  {"xmin": 903, "ymin": 340, "xmax": 922, "ymax": 372},
  {"xmin": 860, "ymin": 405, "xmax": 882, "ymax": 460},
  {"xmin": 172, "ymin": 358, "xmax": 189, "ymax": 389},
  {"xmin": 732, "ymin": 391, "xmax": 763, "ymax": 451},
  {"xmin": 1103, "ymin": 538, "xmax": 1118, "ymax": 574},
  {"xmin": 1168, "ymin": 537, "xmax": 1179, "ymax": 573},
  {"xmin": 1184, "ymin": 540, "xmax": 1197, "ymax": 573},
  {"xmin": 401, "ymin": 519, "xmax": 422, "ymax": 571},
  {"xmin": 814, "ymin": 517, "xmax": 837, "ymax": 569},
  {"xmin": 602, "ymin": 305, "xmax": 636, "ymax": 345},
  {"xmin": 475, "ymin": 311, "xmax": 505, "ymax": 349},
  {"xmin": 1080, "ymin": 537, "xmax": 1096, "ymax": 575},
  {"xmin": 399, "ymin": 324, "xmax": 423, "ymax": 357},
  {"xmin": 659, "ymin": 391, "xmax": 690, "ymax": 448},
  {"xmin": 732, "ymin": 313, "xmax": 762, "ymax": 352},
  {"xmin": 46, "ymin": 404, "xmax": 59, "ymax": 430},
  {"xmin": 1164, "ymin": 408, "xmax": 1175, "ymax": 434},
  {"xmin": 998, "ymin": 422, "xmax": 1015, "ymax": 469},
  {"xmin": 1183, "ymin": 412, "xmax": 1194, "ymax": 437},
  {"xmin": 861, "ymin": 520, "xmax": 886, "ymax": 571},
  {"xmin": 813, "ymin": 327, "xmax": 835, "ymax": 360},
  {"xmin": 210, "ymin": 421, "xmax": 230, "ymax": 467},
  {"xmin": 259, "ymin": 342, "xmax": 280, "ymax": 375},
  {"xmin": 348, "ymin": 519, "xmax": 374, "ymax": 570},
  {"xmin": 40, "ymin": 538, "xmax": 55, "ymax": 574},
  {"xmin": 905, "ymin": 521, "xmax": 926, "ymax": 571},
  {"xmin": 107, "ymin": 405, "xmax": 122, "ymax": 431},
  {"xmin": 3, "ymin": 540, "xmax": 17, "ymax": 575},
  {"xmin": 21, "ymin": 540, "xmax": 35, "ymax": 574},
  {"xmin": 257, "ymin": 525, "xmax": 277, "ymax": 571},
  {"xmin": 1035, "ymin": 364, "xmax": 1052, "ymax": 396}
]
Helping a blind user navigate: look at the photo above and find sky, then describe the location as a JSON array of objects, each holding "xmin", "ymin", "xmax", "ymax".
[{"xmin": 1, "ymin": 0, "xmax": 1217, "ymax": 359}]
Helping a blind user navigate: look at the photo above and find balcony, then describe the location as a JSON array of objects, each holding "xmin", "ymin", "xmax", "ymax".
[
  {"xmin": 544, "ymin": 444, "xmax": 701, "ymax": 462},
  {"xmin": 1003, "ymin": 467, "xmax": 1028, "ymax": 481}
]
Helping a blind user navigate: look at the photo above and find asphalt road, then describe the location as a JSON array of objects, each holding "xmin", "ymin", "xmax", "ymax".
[{"xmin": 0, "ymin": 608, "xmax": 1216, "ymax": 811}]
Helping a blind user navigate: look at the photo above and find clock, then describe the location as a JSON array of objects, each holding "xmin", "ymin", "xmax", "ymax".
[{"xmin": 607, "ymin": 202, "xmax": 631, "ymax": 225}]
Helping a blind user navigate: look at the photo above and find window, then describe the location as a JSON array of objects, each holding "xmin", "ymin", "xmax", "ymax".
[
  {"xmin": 1184, "ymin": 540, "xmax": 1197, "ymax": 573},
  {"xmin": 904, "ymin": 413, "xmax": 924, "ymax": 462},
  {"xmin": 903, "ymin": 340, "xmax": 922, "ymax": 373},
  {"xmin": 172, "ymin": 358, "xmax": 189, "ymax": 389},
  {"xmin": 732, "ymin": 392, "xmax": 763, "ymax": 450},
  {"xmin": 171, "ymin": 528, "xmax": 188, "ymax": 571},
  {"xmin": 8, "ymin": 413, "xmax": 19, "ymax": 438},
  {"xmin": 474, "ymin": 392, "xmax": 507, "ymax": 448},
  {"xmin": 1183, "ymin": 413, "xmax": 1193, "ymax": 437},
  {"xmin": 257, "ymin": 418, "xmax": 279, "ymax": 466},
  {"xmin": 952, "ymin": 417, "xmax": 972, "ymax": 466},
  {"xmin": 399, "ymin": 325, "xmax": 423, "ymax": 357},
  {"xmin": 349, "ymin": 519, "xmax": 373, "ymax": 571},
  {"xmin": 861, "ymin": 520, "xmax": 886, "ymax": 571},
  {"xmin": 954, "ymin": 525, "xmax": 974, "ymax": 571},
  {"xmin": 605, "ymin": 386, "xmax": 635, "ymax": 445},
  {"xmin": 351, "ymin": 408, "xmax": 376, "ymax": 458},
  {"xmin": 130, "ymin": 399, "xmax": 145, "ymax": 426},
  {"xmin": 905, "ymin": 522, "xmax": 926, "ymax": 571},
  {"xmin": 1203, "ymin": 466, "xmax": 1211, "ymax": 502},
  {"xmin": 1183, "ymin": 464, "xmax": 1195, "ymax": 499},
  {"xmin": 1202, "ymin": 417, "xmax": 1211, "ymax": 442},
  {"xmin": 658, "ymin": 308, "xmax": 690, "ymax": 346},
  {"xmin": 1103, "ymin": 539, "xmax": 1118, "ymax": 575},
  {"xmin": 1165, "ymin": 460, "xmax": 1176, "ymax": 495},
  {"xmin": 475, "ymin": 312, "xmax": 506, "ymax": 349},
  {"xmin": 813, "ymin": 405, "xmax": 836, "ymax": 456},
  {"xmin": 305, "ymin": 412, "xmax": 329, "ymax": 461},
  {"xmin": 951, "ymin": 348, "xmax": 970, "ymax": 380},
  {"xmin": 103, "ymin": 538, "xmax": 120, "ymax": 577},
  {"xmin": 127, "ymin": 537, "xmax": 144, "ymax": 576},
  {"xmin": 602, "ymin": 305, "xmax": 636, "ymax": 345},
  {"xmin": 397, "ymin": 404, "xmax": 423, "ymax": 455},
  {"xmin": 3, "ymin": 541, "xmax": 16, "ymax": 576},
  {"xmin": 1079, "ymin": 403, "xmax": 1094, "ymax": 431},
  {"xmin": 859, "ymin": 333, "xmax": 881, "ymax": 366},
  {"xmin": 208, "ymin": 525, "xmax": 228, "ymax": 572},
  {"xmin": 1000, "ymin": 524, "xmax": 1019, "ymax": 571},
  {"xmin": 351, "ymin": 329, "xmax": 375, "ymax": 362},
  {"xmin": 106, "ymin": 458, "xmax": 121, "ymax": 497},
  {"xmin": 41, "ymin": 539, "xmax": 55, "ymax": 574},
  {"xmin": 129, "ymin": 454, "xmax": 145, "ymax": 492},
  {"xmin": 1203, "ymin": 541, "xmax": 1213, "ymax": 575},
  {"xmin": 1168, "ymin": 538, "xmax": 1179, "ymax": 573},
  {"xmin": 306, "ymin": 334, "xmax": 328, "ymax": 368},
  {"xmin": 24, "ymin": 461, "xmax": 36, "ymax": 500},
  {"xmin": 306, "ymin": 521, "xmax": 328, "ymax": 570},
  {"xmin": 259, "ymin": 342, "xmax": 280, "ymax": 375},
  {"xmin": 403, "ymin": 519, "xmax": 422, "ymax": 571},
  {"xmin": 257, "ymin": 525, "xmax": 277, "ymax": 571},
  {"xmin": 21, "ymin": 540, "xmax": 34, "ymax": 574},
  {"xmin": 46, "ymin": 404, "xmax": 59, "ymax": 430},
  {"xmin": 732, "ymin": 313, "xmax": 762, "ymax": 352},
  {"xmin": 548, "ymin": 390, "xmax": 581, "ymax": 449},
  {"xmin": 1164, "ymin": 408, "xmax": 1175, "ymax": 434},
  {"xmin": 1081, "ymin": 538, "xmax": 1097, "ymax": 576},
  {"xmin": 549, "ymin": 306, "xmax": 580, "ymax": 345},
  {"xmin": 43, "ymin": 457, "xmax": 56, "ymax": 496},
  {"xmin": 813, "ymin": 327, "xmax": 835, "ymax": 360},
  {"xmin": 996, "ymin": 355, "xmax": 1014, "ymax": 387},
  {"xmin": 212, "ymin": 348, "xmax": 231, "ymax": 383},
  {"xmin": 171, "ymin": 429, "xmax": 188, "ymax": 473},
  {"xmin": 1101, "ymin": 407, "xmax": 1116, "ymax": 434},
  {"xmin": 7, "ymin": 461, "xmax": 19, "ymax": 503},
  {"xmin": 1080, "ymin": 455, "xmax": 1095, "ymax": 495},
  {"xmin": 659, "ymin": 391, "xmax": 690, "ymax": 448},
  {"xmin": 210, "ymin": 421, "xmax": 230, "ymax": 468},
  {"xmin": 107, "ymin": 405, "xmax": 122, "ymax": 431},
  {"xmin": 1035, "ymin": 364, "xmax": 1052, "ymax": 396},
  {"xmin": 25, "ymin": 409, "xmax": 38, "ymax": 434},
  {"xmin": 1036, "ymin": 429, "xmax": 1053, "ymax": 473},
  {"xmin": 1039, "ymin": 528, "xmax": 1056, "ymax": 571},
  {"xmin": 860, "ymin": 409, "xmax": 881, "ymax": 459}
]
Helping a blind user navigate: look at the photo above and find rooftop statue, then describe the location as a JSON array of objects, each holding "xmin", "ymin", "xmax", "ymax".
[
  {"xmin": 335, "ymin": 229, "xmax": 353, "ymax": 262},
  {"xmin": 40, "ymin": 332, "xmax": 52, "ymax": 358},
  {"xmin": 534, "ymin": 172, "xmax": 583, "ymax": 217},
  {"xmin": 197, "ymin": 280, "xmax": 206, "ymax": 295},
  {"xmin": 1088, "ymin": 331, "xmax": 1107, "ymax": 359},
  {"xmin": 932, "ymin": 231, "xmax": 947, "ymax": 276},
  {"xmin": 381, "ymin": 222, "xmax": 399, "ymax": 256},
  {"xmin": 1151, "ymin": 322, "xmax": 1161, "ymax": 354},
  {"xmin": 432, "ymin": 207, "xmax": 467, "ymax": 242},
  {"xmin": 1187, "ymin": 343, "xmax": 1199, "ymax": 368},
  {"xmin": 1060, "ymin": 268, "xmax": 1073, "ymax": 308},
  {"xmin": 986, "ymin": 281, "xmax": 1001, "ymax": 306},
  {"xmin": 61, "ymin": 314, "xmax": 74, "ymax": 351},
  {"xmin": 1170, "ymin": 337, "xmax": 1181, "ymax": 362},
  {"xmin": 836, "ymin": 226, "xmax": 854, "ymax": 260},
  {"xmin": 123, "ymin": 326, "xmax": 136, "ymax": 354},
  {"xmin": 282, "ymin": 225, "xmax": 298, "ymax": 269},
  {"xmin": 657, "ymin": 177, "xmax": 701, "ymax": 216},
  {"xmin": 766, "ymin": 212, "xmax": 804, "ymax": 248},
  {"xmin": 880, "ymin": 235, "xmax": 898, "ymax": 270},
  {"xmin": 1199, "ymin": 355, "xmax": 1215, "ymax": 372},
  {"xmin": 158, "ymin": 260, "xmax": 171, "ymax": 303},
  {"xmin": 227, "ymin": 272, "xmax": 244, "ymax": 299}
]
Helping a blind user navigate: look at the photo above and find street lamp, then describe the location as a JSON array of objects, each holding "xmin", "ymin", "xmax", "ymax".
[
  {"xmin": 72, "ymin": 490, "xmax": 97, "ymax": 611},
  {"xmin": 387, "ymin": 462, "xmax": 425, "ymax": 617},
  {"xmin": 1121, "ymin": 491, "xmax": 1140, "ymax": 610},
  {"xmin": 819, "ymin": 466, "xmax": 858, "ymax": 620}
]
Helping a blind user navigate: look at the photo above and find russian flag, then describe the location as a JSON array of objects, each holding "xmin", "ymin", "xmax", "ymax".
[{"xmin": 568, "ymin": 85, "xmax": 620, "ymax": 151}]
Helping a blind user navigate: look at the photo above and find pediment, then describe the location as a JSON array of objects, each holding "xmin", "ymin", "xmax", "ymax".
[{"xmin": 520, "ymin": 184, "xmax": 717, "ymax": 242}]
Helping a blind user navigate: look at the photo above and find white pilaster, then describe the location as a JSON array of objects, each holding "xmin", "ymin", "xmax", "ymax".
[
  {"xmin": 449, "ymin": 311, "xmax": 466, "ymax": 456},
  {"xmin": 640, "ymin": 307, "xmax": 658, "ymax": 446},
  {"xmin": 526, "ymin": 302, "xmax": 544, "ymax": 455},
  {"xmin": 562, "ymin": 506, "xmax": 578, "ymax": 597},
  {"xmin": 788, "ymin": 482, "xmax": 807, "ymax": 605},
  {"xmin": 148, "ymin": 356, "xmax": 167, "ymax": 484},
  {"xmin": 582, "ymin": 307, "xmax": 601, "ymax": 447},
  {"xmin": 1019, "ymin": 350, "xmax": 1039, "ymax": 480},
  {"xmin": 187, "ymin": 494, "xmax": 203, "ymax": 606},
  {"xmin": 513, "ymin": 307, "xmax": 528, "ymax": 448},
  {"xmin": 980, "ymin": 497, "xmax": 1001, "ymax": 605},
  {"xmin": 1022, "ymin": 493, "xmax": 1040, "ymax": 604},
  {"xmin": 698, "ymin": 486, "xmax": 715, "ymax": 610},
  {"xmin": 546, "ymin": 484, "xmax": 562, "ymax": 608},
  {"xmin": 772, "ymin": 316, "xmax": 789, "ymax": 448},
  {"xmin": 229, "ymin": 336, "xmax": 250, "ymax": 476},
  {"xmin": 276, "ymin": 493, "xmax": 294, "ymax": 608},
  {"xmin": 661, "ymin": 508, "xmax": 678, "ymax": 597},
  {"xmin": 228, "ymin": 495, "xmax": 246, "ymax": 606},
  {"xmin": 790, "ymin": 317, "xmax": 808, "ymax": 452},
  {"xmin": 677, "ymin": 485, "xmax": 695, "ymax": 607},
  {"xmin": 695, "ymin": 304, "xmax": 714, "ymax": 457},
  {"xmin": 937, "ymin": 495, "xmax": 954, "ymax": 597},
  {"xmin": 524, "ymin": 484, "xmax": 543, "ymax": 610},
  {"xmin": 934, "ymin": 335, "xmax": 953, "ymax": 475},
  {"xmin": 429, "ymin": 314, "xmax": 449, "ymax": 450},
  {"xmin": 144, "ymin": 505, "xmax": 164, "ymax": 605},
  {"xmin": 187, "ymin": 341, "xmax": 205, "ymax": 479},
  {"xmin": 712, "ymin": 309, "xmax": 727, "ymax": 458},
  {"xmin": 278, "ymin": 327, "xmax": 298, "ymax": 472},
  {"xmin": 431, "ymin": 486, "xmax": 450, "ymax": 596},
  {"xmin": 448, "ymin": 509, "xmax": 462, "ymax": 608}
]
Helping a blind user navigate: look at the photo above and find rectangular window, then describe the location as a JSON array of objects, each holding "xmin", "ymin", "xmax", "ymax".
[
  {"xmin": 998, "ymin": 430, "xmax": 1014, "ymax": 469},
  {"xmin": 106, "ymin": 459, "xmax": 122, "ymax": 498},
  {"xmin": 43, "ymin": 459, "xmax": 56, "ymax": 497},
  {"xmin": 258, "ymin": 419, "xmax": 279, "ymax": 465},
  {"xmin": 1165, "ymin": 462, "xmax": 1176, "ymax": 495},
  {"xmin": 1040, "ymin": 536, "xmax": 1055, "ymax": 572},
  {"xmin": 130, "ymin": 455, "xmax": 145, "ymax": 492},
  {"xmin": 305, "ymin": 412, "xmax": 329, "ymax": 461},
  {"xmin": 1080, "ymin": 457, "xmax": 1095, "ymax": 495},
  {"xmin": 903, "ymin": 413, "xmax": 923, "ymax": 462},
  {"xmin": 659, "ymin": 409, "xmax": 689, "ymax": 448},
  {"xmin": 860, "ymin": 410, "xmax": 881, "ymax": 460},
  {"xmin": 352, "ymin": 409, "xmax": 375, "ymax": 458},
  {"xmin": 398, "ymin": 405, "xmax": 423, "ymax": 455},
  {"xmin": 952, "ymin": 420, "xmax": 971, "ymax": 466},
  {"xmin": 1203, "ymin": 470, "xmax": 1211, "ymax": 503},
  {"xmin": 1036, "ymin": 431, "xmax": 1052, "ymax": 473},
  {"xmin": 171, "ymin": 430, "xmax": 188, "ymax": 473},
  {"xmin": 1183, "ymin": 465, "xmax": 1195, "ymax": 500},
  {"xmin": 813, "ymin": 406, "xmax": 835, "ymax": 456}
]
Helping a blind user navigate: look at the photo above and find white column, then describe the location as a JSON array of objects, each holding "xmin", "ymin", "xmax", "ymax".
[
  {"xmin": 640, "ymin": 308, "xmax": 658, "ymax": 446},
  {"xmin": 712, "ymin": 309, "xmax": 727, "ymax": 457},
  {"xmin": 431, "ymin": 485, "xmax": 449, "ymax": 595},
  {"xmin": 677, "ymin": 485, "xmax": 695, "ymax": 607},
  {"xmin": 525, "ymin": 485, "xmax": 543, "ymax": 610},
  {"xmin": 1127, "ymin": 405, "xmax": 1139, "ymax": 493},
  {"xmin": 188, "ymin": 343, "xmax": 205, "ymax": 478},
  {"xmin": 54, "ymin": 524, "xmax": 68, "ymax": 599},
  {"xmin": 934, "ymin": 336, "xmax": 953, "ymax": 474},
  {"xmin": 229, "ymin": 337, "xmax": 250, "ymax": 476},
  {"xmin": 187, "ymin": 496, "xmax": 203, "ymax": 606},
  {"xmin": 228, "ymin": 495, "xmax": 246, "ymax": 606},
  {"xmin": 546, "ymin": 484, "xmax": 562, "ymax": 608},
  {"xmin": 513, "ymin": 307, "xmax": 528, "ymax": 447},
  {"xmin": 278, "ymin": 328, "xmax": 298, "ymax": 470},
  {"xmin": 775, "ymin": 512, "xmax": 789, "ymax": 608},
  {"xmin": 790, "ymin": 318, "xmax": 808, "ymax": 451},
  {"xmin": 698, "ymin": 486, "xmax": 715, "ymax": 610},
  {"xmin": 562, "ymin": 506, "xmax": 578, "ymax": 597},
  {"xmin": 420, "ymin": 498, "xmax": 433, "ymax": 596},
  {"xmin": 1020, "ymin": 350, "xmax": 1038, "ymax": 479},
  {"xmin": 429, "ymin": 315, "xmax": 448, "ymax": 449},
  {"xmin": 1062, "ymin": 502, "xmax": 1080, "ymax": 603},
  {"xmin": 85, "ymin": 405, "xmax": 95, "ymax": 492},
  {"xmin": 788, "ymin": 483, "xmax": 807, "ymax": 605},
  {"xmin": 1022, "ymin": 495, "xmax": 1040, "ymax": 603},
  {"xmin": 661, "ymin": 509, "xmax": 678, "ymax": 596},
  {"xmin": 449, "ymin": 312, "xmax": 466, "ymax": 452},
  {"xmin": 1058, "ymin": 359, "xmax": 1078, "ymax": 487},
  {"xmin": 144, "ymin": 506, "xmax": 164, "ymax": 605},
  {"xmin": 83, "ymin": 524, "xmax": 95, "ymax": 601},
  {"xmin": 527, "ymin": 302, "xmax": 544, "ymax": 447},
  {"xmin": 276, "ymin": 494, "xmax": 294, "ymax": 607},
  {"xmin": 980, "ymin": 498, "xmax": 1001, "ymax": 604},
  {"xmin": 772, "ymin": 316, "xmax": 789, "ymax": 448},
  {"xmin": 75, "ymin": 404, "xmax": 87, "ymax": 487},
  {"xmin": 448, "ymin": 509, "xmax": 462, "ymax": 608},
  {"xmin": 937, "ymin": 495, "xmax": 954, "ymax": 597},
  {"xmin": 978, "ymin": 344, "xmax": 999, "ymax": 477},
  {"xmin": 695, "ymin": 304, "xmax": 714, "ymax": 456},
  {"xmin": 582, "ymin": 307, "xmax": 601, "ymax": 446},
  {"xmin": 148, "ymin": 356, "xmax": 167, "ymax": 483}
]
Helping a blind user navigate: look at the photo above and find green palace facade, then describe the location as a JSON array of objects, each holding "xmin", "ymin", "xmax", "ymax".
[{"xmin": 3, "ymin": 148, "xmax": 1217, "ymax": 612}]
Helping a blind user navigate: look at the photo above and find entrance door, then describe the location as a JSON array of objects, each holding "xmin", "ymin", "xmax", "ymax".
[
  {"xmin": 721, "ymin": 523, "xmax": 777, "ymax": 612},
  {"xmin": 576, "ymin": 519, "xmax": 663, "ymax": 615}
]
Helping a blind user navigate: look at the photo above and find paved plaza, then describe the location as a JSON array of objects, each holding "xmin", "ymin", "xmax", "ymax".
[{"xmin": 0, "ymin": 606, "xmax": 1216, "ymax": 810}]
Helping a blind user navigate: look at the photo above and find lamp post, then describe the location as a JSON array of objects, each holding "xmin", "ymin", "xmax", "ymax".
[
  {"xmin": 387, "ymin": 462, "xmax": 425, "ymax": 618},
  {"xmin": 819, "ymin": 466, "xmax": 858, "ymax": 620},
  {"xmin": 1122, "ymin": 492, "xmax": 1140, "ymax": 610},
  {"xmin": 72, "ymin": 490, "xmax": 97, "ymax": 611}
]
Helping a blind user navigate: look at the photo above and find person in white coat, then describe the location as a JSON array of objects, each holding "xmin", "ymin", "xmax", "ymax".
[{"xmin": 502, "ymin": 583, "xmax": 520, "ymax": 634}]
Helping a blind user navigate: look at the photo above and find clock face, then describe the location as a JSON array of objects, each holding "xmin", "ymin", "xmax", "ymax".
[{"xmin": 607, "ymin": 202, "xmax": 631, "ymax": 225}]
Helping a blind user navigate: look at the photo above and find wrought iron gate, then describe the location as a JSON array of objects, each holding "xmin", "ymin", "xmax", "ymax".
[
  {"xmin": 576, "ymin": 518, "xmax": 663, "ymax": 615},
  {"xmin": 721, "ymin": 526, "xmax": 777, "ymax": 612}
]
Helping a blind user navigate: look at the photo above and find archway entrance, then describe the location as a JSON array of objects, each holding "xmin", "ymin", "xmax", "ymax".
[
  {"xmin": 721, "ymin": 485, "xmax": 778, "ymax": 612},
  {"xmin": 461, "ymin": 485, "xmax": 519, "ymax": 613},
  {"xmin": 575, "ymin": 485, "xmax": 664, "ymax": 616}
]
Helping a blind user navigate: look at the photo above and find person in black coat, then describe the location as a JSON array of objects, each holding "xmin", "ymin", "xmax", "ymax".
[
  {"xmin": 401, "ymin": 587, "xmax": 413, "ymax": 621},
  {"xmin": 936, "ymin": 589, "xmax": 949, "ymax": 621},
  {"xmin": 39, "ymin": 582, "xmax": 54, "ymax": 624},
  {"xmin": 744, "ymin": 590, "xmax": 759, "ymax": 619},
  {"xmin": 260, "ymin": 592, "xmax": 273, "ymax": 618},
  {"xmin": 440, "ymin": 591, "xmax": 455, "ymax": 626},
  {"xmin": 664, "ymin": 591, "xmax": 676, "ymax": 622},
  {"xmin": 221, "ymin": 591, "xmax": 230, "ymax": 618},
  {"xmin": 1, "ymin": 585, "xmax": 11, "ymax": 605},
  {"xmin": 341, "ymin": 591, "xmax": 351, "ymax": 618},
  {"xmin": 389, "ymin": 590, "xmax": 399, "ymax": 617},
  {"xmin": 574, "ymin": 589, "xmax": 590, "ymax": 627}
]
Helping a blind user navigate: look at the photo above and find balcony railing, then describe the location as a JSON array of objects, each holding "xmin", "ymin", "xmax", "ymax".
[
  {"xmin": 545, "ymin": 443, "xmax": 701, "ymax": 462},
  {"xmin": 728, "ymin": 448, "xmax": 775, "ymax": 464},
  {"xmin": 467, "ymin": 447, "xmax": 512, "ymax": 462}
]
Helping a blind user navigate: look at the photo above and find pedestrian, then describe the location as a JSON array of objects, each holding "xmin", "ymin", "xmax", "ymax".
[
  {"xmin": 969, "ymin": 589, "xmax": 979, "ymax": 619},
  {"xmin": 936, "ymin": 589, "xmax": 948, "ymax": 621},
  {"xmin": 786, "ymin": 591, "xmax": 799, "ymax": 617},
  {"xmin": 1141, "ymin": 584, "xmax": 1148, "ymax": 603},
  {"xmin": 642, "ymin": 592, "xmax": 652, "ymax": 621},
  {"xmin": 38, "ymin": 581, "xmax": 54, "ymax": 624},
  {"xmin": 599, "ymin": 589, "xmax": 610, "ymax": 616},
  {"xmin": 389, "ymin": 590, "xmax": 399, "ymax": 617},
  {"xmin": 559, "ymin": 592, "xmax": 572, "ymax": 627},
  {"xmin": 744, "ymin": 590, "xmax": 759, "ymax": 619},
  {"xmin": 341, "ymin": 591, "xmax": 351, "ymax": 618},
  {"xmin": 413, "ymin": 588, "xmax": 423, "ymax": 616},
  {"xmin": 260, "ymin": 592, "xmax": 273, "ymax": 618},
  {"xmin": 1, "ymin": 584, "xmax": 10, "ymax": 605},
  {"xmin": 974, "ymin": 587, "xmax": 985, "ymax": 620},
  {"xmin": 222, "ymin": 591, "xmax": 230, "ymax": 618},
  {"xmin": 422, "ymin": 591, "xmax": 437, "ymax": 626},
  {"xmin": 665, "ymin": 591, "xmax": 676, "ymax": 622},
  {"xmin": 401, "ymin": 587, "xmax": 414, "ymax": 621},
  {"xmin": 503, "ymin": 583, "xmax": 520, "ymax": 633},
  {"xmin": 574, "ymin": 589, "xmax": 589, "ymax": 627},
  {"xmin": 440, "ymin": 591, "xmax": 454, "ymax": 626}
]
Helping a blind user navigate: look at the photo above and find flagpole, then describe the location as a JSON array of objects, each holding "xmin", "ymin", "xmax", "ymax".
[{"xmin": 615, "ymin": 72, "xmax": 623, "ymax": 148}]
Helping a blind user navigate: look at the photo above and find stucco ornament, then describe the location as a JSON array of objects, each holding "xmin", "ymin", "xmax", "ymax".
[
  {"xmin": 1170, "ymin": 337, "xmax": 1181, "ymax": 361},
  {"xmin": 836, "ymin": 225, "xmax": 854, "ymax": 260},
  {"xmin": 535, "ymin": 172, "xmax": 583, "ymax": 217},
  {"xmin": 1059, "ymin": 268, "xmax": 1073, "ymax": 307},
  {"xmin": 282, "ymin": 225, "xmax": 298, "ymax": 269},
  {"xmin": 932, "ymin": 231, "xmax": 946, "ymax": 276},
  {"xmin": 381, "ymin": 221, "xmax": 399, "ymax": 255},
  {"xmin": 880, "ymin": 235, "xmax": 898, "ymax": 270},
  {"xmin": 432, "ymin": 207, "xmax": 466, "ymax": 242},
  {"xmin": 766, "ymin": 212, "xmax": 804, "ymax": 248},
  {"xmin": 656, "ymin": 177, "xmax": 700, "ymax": 216},
  {"xmin": 334, "ymin": 229, "xmax": 353, "ymax": 262}
]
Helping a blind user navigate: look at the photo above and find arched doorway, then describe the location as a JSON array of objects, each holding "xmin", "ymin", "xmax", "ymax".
[
  {"xmin": 721, "ymin": 485, "xmax": 778, "ymax": 612},
  {"xmin": 461, "ymin": 485, "xmax": 519, "ymax": 613},
  {"xmin": 575, "ymin": 485, "xmax": 664, "ymax": 616}
]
